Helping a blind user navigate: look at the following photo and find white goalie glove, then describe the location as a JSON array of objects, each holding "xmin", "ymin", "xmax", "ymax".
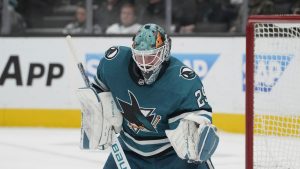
[
  {"xmin": 165, "ymin": 113, "xmax": 219, "ymax": 163},
  {"xmin": 76, "ymin": 87, "xmax": 123, "ymax": 150}
]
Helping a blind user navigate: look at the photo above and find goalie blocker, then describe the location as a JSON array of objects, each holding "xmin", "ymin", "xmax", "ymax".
[
  {"xmin": 166, "ymin": 113, "xmax": 219, "ymax": 163},
  {"xmin": 76, "ymin": 87, "xmax": 123, "ymax": 150}
]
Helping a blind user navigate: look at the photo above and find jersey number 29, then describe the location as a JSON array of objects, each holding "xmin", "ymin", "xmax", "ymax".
[{"xmin": 195, "ymin": 87, "xmax": 207, "ymax": 108}]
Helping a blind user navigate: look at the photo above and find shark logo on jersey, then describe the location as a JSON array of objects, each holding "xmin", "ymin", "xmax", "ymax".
[
  {"xmin": 180, "ymin": 66, "xmax": 196, "ymax": 80},
  {"xmin": 117, "ymin": 91, "xmax": 161, "ymax": 134},
  {"xmin": 105, "ymin": 47, "xmax": 119, "ymax": 60}
]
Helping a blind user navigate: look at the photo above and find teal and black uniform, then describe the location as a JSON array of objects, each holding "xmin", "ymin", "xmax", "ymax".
[{"xmin": 94, "ymin": 46, "xmax": 214, "ymax": 169}]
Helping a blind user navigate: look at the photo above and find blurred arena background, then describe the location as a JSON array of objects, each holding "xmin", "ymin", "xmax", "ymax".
[{"xmin": 1, "ymin": 0, "xmax": 300, "ymax": 169}]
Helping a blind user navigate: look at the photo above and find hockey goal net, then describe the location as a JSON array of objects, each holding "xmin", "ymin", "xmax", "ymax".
[{"xmin": 246, "ymin": 15, "xmax": 300, "ymax": 169}]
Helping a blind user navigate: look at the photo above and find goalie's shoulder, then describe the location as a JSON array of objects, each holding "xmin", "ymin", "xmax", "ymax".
[
  {"xmin": 103, "ymin": 46, "xmax": 132, "ymax": 62},
  {"xmin": 95, "ymin": 46, "xmax": 131, "ymax": 89},
  {"xmin": 166, "ymin": 57, "xmax": 202, "ymax": 89}
]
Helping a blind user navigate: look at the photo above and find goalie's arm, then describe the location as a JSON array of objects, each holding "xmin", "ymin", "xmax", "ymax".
[
  {"xmin": 166, "ymin": 79, "xmax": 218, "ymax": 163},
  {"xmin": 92, "ymin": 57, "xmax": 110, "ymax": 93}
]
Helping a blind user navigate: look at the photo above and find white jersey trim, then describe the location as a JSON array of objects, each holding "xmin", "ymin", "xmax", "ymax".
[
  {"xmin": 123, "ymin": 141, "xmax": 172, "ymax": 157},
  {"xmin": 123, "ymin": 131, "xmax": 170, "ymax": 145},
  {"xmin": 95, "ymin": 75, "xmax": 109, "ymax": 91},
  {"xmin": 168, "ymin": 112, "xmax": 189, "ymax": 124},
  {"xmin": 168, "ymin": 110, "xmax": 211, "ymax": 124}
]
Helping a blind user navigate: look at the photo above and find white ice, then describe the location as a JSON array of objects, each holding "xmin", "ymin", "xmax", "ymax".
[{"xmin": 0, "ymin": 128, "xmax": 245, "ymax": 169}]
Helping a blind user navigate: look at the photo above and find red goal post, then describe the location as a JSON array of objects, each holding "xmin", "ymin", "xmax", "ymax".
[{"xmin": 246, "ymin": 15, "xmax": 300, "ymax": 169}]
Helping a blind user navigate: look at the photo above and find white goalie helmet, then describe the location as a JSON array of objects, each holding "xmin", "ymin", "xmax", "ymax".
[{"xmin": 132, "ymin": 23, "xmax": 171, "ymax": 84}]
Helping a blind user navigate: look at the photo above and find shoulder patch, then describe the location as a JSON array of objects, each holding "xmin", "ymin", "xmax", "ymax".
[
  {"xmin": 180, "ymin": 66, "xmax": 196, "ymax": 80},
  {"xmin": 105, "ymin": 46, "xmax": 119, "ymax": 60}
]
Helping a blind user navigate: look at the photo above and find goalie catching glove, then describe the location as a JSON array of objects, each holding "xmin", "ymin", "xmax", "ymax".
[
  {"xmin": 165, "ymin": 113, "xmax": 219, "ymax": 163},
  {"xmin": 76, "ymin": 87, "xmax": 123, "ymax": 150}
]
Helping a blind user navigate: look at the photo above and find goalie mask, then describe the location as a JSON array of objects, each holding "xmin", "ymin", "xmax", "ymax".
[{"xmin": 132, "ymin": 23, "xmax": 171, "ymax": 85}]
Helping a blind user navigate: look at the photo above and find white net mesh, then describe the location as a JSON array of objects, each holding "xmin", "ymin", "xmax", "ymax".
[{"xmin": 253, "ymin": 22, "xmax": 300, "ymax": 169}]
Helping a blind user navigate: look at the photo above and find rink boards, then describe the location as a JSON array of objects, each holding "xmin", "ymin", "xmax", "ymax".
[{"xmin": 0, "ymin": 36, "xmax": 265, "ymax": 133}]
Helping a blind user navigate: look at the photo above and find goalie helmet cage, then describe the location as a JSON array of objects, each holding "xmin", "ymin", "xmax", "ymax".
[{"xmin": 246, "ymin": 15, "xmax": 300, "ymax": 169}]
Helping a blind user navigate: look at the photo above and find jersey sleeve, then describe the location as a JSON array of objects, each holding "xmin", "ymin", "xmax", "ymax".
[
  {"xmin": 168, "ymin": 77, "xmax": 212, "ymax": 130},
  {"xmin": 92, "ymin": 57, "xmax": 109, "ymax": 92}
]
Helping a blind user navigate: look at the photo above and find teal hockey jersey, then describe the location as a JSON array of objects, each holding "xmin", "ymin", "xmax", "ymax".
[{"xmin": 93, "ymin": 46, "xmax": 212, "ymax": 157}]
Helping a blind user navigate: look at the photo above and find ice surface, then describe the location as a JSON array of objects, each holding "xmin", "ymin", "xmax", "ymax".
[{"xmin": 0, "ymin": 128, "xmax": 244, "ymax": 169}]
